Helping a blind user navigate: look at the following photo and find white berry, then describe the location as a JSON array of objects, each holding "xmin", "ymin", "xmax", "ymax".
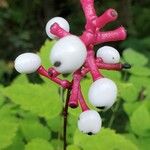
[
  {"xmin": 45, "ymin": 17, "xmax": 70, "ymax": 39},
  {"xmin": 14, "ymin": 53, "xmax": 41, "ymax": 74},
  {"xmin": 78, "ymin": 110, "xmax": 102, "ymax": 135},
  {"xmin": 96, "ymin": 46, "xmax": 120, "ymax": 64},
  {"xmin": 50, "ymin": 35, "xmax": 87, "ymax": 73},
  {"xmin": 88, "ymin": 78, "xmax": 117, "ymax": 110}
]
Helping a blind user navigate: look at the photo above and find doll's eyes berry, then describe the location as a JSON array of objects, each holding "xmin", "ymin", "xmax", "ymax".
[
  {"xmin": 97, "ymin": 46, "xmax": 120, "ymax": 64},
  {"xmin": 14, "ymin": 53, "xmax": 41, "ymax": 74},
  {"xmin": 50, "ymin": 35, "xmax": 87, "ymax": 74},
  {"xmin": 45, "ymin": 17, "xmax": 70, "ymax": 39},
  {"xmin": 88, "ymin": 78, "xmax": 117, "ymax": 110},
  {"xmin": 78, "ymin": 110, "xmax": 102, "ymax": 135}
]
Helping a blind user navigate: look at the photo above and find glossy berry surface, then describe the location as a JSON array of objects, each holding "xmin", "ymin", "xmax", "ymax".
[
  {"xmin": 50, "ymin": 35, "xmax": 87, "ymax": 73},
  {"xmin": 78, "ymin": 110, "xmax": 102, "ymax": 135},
  {"xmin": 45, "ymin": 17, "xmax": 70, "ymax": 39},
  {"xmin": 14, "ymin": 53, "xmax": 41, "ymax": 74},
  {"xmin": 97, "ymin": 46, "xmax": 120, "ymax": 64},
  {"xmin": 88, "ymin": 78, "xmax": 117, "ymax": 110}
]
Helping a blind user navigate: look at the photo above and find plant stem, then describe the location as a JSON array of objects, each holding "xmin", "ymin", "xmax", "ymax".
[
  {"xmin": 63, "ymin": 89, "xmax": 71, "ymax": 150},
  {"xmin": 57, "ymin": 87, "xmax": 65, "ymax": 150}
]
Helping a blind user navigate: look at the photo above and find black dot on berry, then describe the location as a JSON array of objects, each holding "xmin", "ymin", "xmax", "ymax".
[
  {"xmin": 96, "ymin": 106, "xmax": 105, "ymax": 110},
  {"xmin": 54, "ymin": 61, "xmax": 61, "ymax": 67},
  {"xmin": 87, "ymin": 132, "xmax": 93, "ymax": 136}
]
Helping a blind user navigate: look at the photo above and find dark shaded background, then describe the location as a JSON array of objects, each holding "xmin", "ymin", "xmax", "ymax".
[{"xmin": 0, "ymin": 0, "xmax": 150, "ymax": 84}]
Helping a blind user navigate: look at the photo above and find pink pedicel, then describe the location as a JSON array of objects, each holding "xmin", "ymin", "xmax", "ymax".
[
  {"xmin": 50, "ymin": 23, "xmax": 71, "ymax": 38},
  {"xmin": 37, "ymin": 0, "xmax": 129, "ymax": 112}
]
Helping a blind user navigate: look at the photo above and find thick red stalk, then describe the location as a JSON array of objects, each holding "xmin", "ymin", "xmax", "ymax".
[
  {"xmin": 86, "ymin": 47, "xmax": 103, "ymax": 81},
  {"xmin": 68, "ymin": 71, "xmax": 81, "ymax": 108},
  {"xmin": 94, "ymin": 8, "xmax": 118, "ymax": 29},
  {"xmin": 80, "ymin": 0, "xmax": 97, "ymax": 23},
  {"xmin": 95, "ymin": 27, "xmax": 127, "ymax": 44}
]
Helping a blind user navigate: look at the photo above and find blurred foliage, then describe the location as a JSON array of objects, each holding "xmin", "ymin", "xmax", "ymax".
[
  {"xmin": 0, "ymin": 40, "xmax": 150, "ymax": 149},
  {"xmin": 0, "ymin": 0, "xmax": 150, "ymax": 149}
]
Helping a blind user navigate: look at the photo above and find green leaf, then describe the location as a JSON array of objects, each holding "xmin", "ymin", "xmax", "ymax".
[
  {"xmin": 51, "ymin": 139, "xmax": 63, "ymax": 150},
  {"xmin": 119, "ymin": 83, "xmax": 139, "ymax": 102},
  {"xmin": 74, "ymin": 128, "xmax": 138, "ymax": 150},
  {"xmin": 68, "ymin": 107, "xmax": 82, "ymax": 118},
  {"xmin": 4, "ymin": 133, "xmax": 25, "ymax": 150},
  {"xmin": 0, "ymin": 86, "xmax": 6, "ymax": 108},
  {"xmin": 67, "ymin": 114, "xmax": 78, "ymax": 144},
  {"xmin": 0, "ymin": 106, "xmax": 11, "ymax": 119},
  {"xmin": 0, "ymin": 103, "xmax": 19, "ymax": 149},
  {"xmin": 136, "ymin": 137, "xmax": 150, "ymax": 150},
  {"xmin": 101, "ymin": 70, "xmax": 121, "ymax": 81},
  {"xmin": 123, "ymin": 133, "xmax": 138, "ymax": 146},
  {"xmin": 123, "ymin": 48, "xmax": 148, "ymax": 66},
  {"xmin": 12, "ymin": 74, "xmax": 29, "ymax": 85},
  {"xmin": 39, "ymin": 40, "xmax": 55, "ymax": 69},
  {"xmin": 141, "ymin": 37, "xmax": 150, "ymax": 49},
  {"xmin": 129, "ymin": 76, "xmax": 150, "ymax": 89},
  {"xmin": 129, "ymin": 76, "xmax": 150, "ymax": 101},
  {"xmin": 80, "ymin": 74, "xmax": 92, "ymax": 101},
  {"xmin": 0, "ymin": 97, "xmax": 5, "ymax": 108},
  {"xmin": 67, "ymin": 145, "xmax": 81, "ymax": 150},
  {"xmin": 25, "ymin": 139, "xmax": 54, "ymax": 150},
  {"xmin": 130, "ymin": 104, "xmax": 150, "ymax": 137},
  {"xmin": 0, "ymin": 120, "xmax": 18, "ymax": 149},
  {"xmin": 47, "ymin": 115, "xmax": 63, "ymax": 132},
  {"xmin": 4, "ymin": 83, "xmax": 63, "ymax": 120},
  {"xmin": 20, "ymin": 118, "xmax": 51, "ymax": 141},
  {"xmin": 129, "ymin": 66, "xmax": 150, "ymax": 77},
  {"xmin": 123, "ymin": 102, "xmax": 141, "ymax": 116},
  {"xmin": 124, "ymin": 134, "xmax": 150, "ymax": 150}
]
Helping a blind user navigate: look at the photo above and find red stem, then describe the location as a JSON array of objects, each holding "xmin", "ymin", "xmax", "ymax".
[
  {"xmin": 80, "ymin": 0, "xmax": 97, "ymax": 22},
  {"xmin": 95, "ymin": 27, "xmax": 127, "ymax": 44},
  {"xmin": 78, "ymin": 86, "xmax": 89, "ymax": 111},
  {"xmin": 68, "ymin": 72, "xmax": 81, "ymax": 108},
  {"xmin": 94, "ymin": 8, "xmax": 118, "ymax": 29},
  {"xmin": 37, "ymin": 66, "xmax": 71, "ymax": 89},
  {"xmin": 50, "ymin": 23, "xmax": 71, "ymax": 38},
  {"xmin": 86, "ymin": 47, "xmax": 103, "ymax": 81},
  {"xmin": 96, "ymin": 59, "xmax": 123, "ymax": 70}
]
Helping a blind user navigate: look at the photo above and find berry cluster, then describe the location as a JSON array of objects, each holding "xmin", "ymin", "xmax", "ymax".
[{"xmin": 14, "ymin": 0, "xmax": 131, "ymax": 135}]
